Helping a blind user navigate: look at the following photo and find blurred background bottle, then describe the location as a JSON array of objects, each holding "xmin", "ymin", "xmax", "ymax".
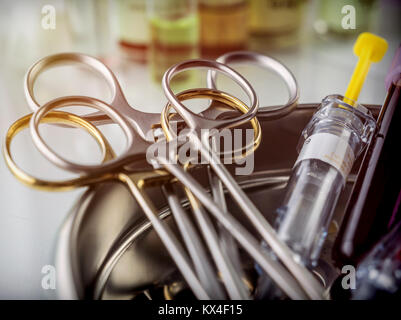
[
  {"xmin": 147, "ymin": 0, "xmax": 199, "ymax": 86},
  {"xmin": 248, "ymin": 0, "xmax": 307, "ymax": 50},
  {"xmin": 117, "ymin": 0, "xmax": 149, "ymax": 63},
  {"xmin": 199, "ymin": 0, "xmax": 249, "ymax": 58},
  {"xmin": 315, "ymin": 0, "xmax": 377, "ymax": 36}
]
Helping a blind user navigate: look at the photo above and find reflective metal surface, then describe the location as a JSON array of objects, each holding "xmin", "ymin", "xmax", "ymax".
[{"xmin": 55, "ymin": 103, "xmax": 380, "ymax": 299}]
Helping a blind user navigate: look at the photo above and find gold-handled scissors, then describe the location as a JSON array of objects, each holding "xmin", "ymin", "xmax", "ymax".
[
  {"xmin": 8, "ymin": 52, "xmax": 269, "ymax": 299},
  {"xmin": 4, "ymin": 87, "xmax": 261, "ymax": 300}
]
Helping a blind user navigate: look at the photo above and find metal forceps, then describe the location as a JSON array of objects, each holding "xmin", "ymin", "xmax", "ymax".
[
  {"xmin": 160, "ymin": 89, "xmax": 261, "ymax": 300},
  {"xmin": 150, "ymin": 60, "xmax": 325, "ymax": 299},
  {"xmin": 204, "ymin": 51, "xmax": 301, "ymax": 293}
]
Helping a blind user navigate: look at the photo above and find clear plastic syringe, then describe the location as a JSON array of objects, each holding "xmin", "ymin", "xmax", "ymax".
[{"xmin": 276, "ymin": 33, "xmax": 388, "ymax": 267}]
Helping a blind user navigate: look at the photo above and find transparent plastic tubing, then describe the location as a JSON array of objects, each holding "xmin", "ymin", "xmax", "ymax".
[{"xmin": 276, "ymin": 95, "xmax": 376, "ymax": 267}]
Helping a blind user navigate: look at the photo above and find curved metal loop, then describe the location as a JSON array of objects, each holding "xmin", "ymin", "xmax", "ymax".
[
  {"xmin": 23, "ymin": 53, "xmax": 171, "ymax": 140},
  {"xmin": 207, "ymin": 51, "xmax": 299, "ymax": 120},
  {"xmin": 23, "ymin": 52, "xmax": 144, "ymax": 128},
  {"xmin": 24, "ymin": 53, "xmax": 126, "ymax": 109},
  {"xmin": 3, "ymin": 111, "xmax": 115, "ymax": 191},
  {"xmin": 160, "ymin": 88, "xmax": 262, "ymax": 160},
  {"xmin": 162, "ymin": 59, "xmax": 259, "ymax": 131},
  {"xmin": 29, "ymin": 96, "xmax": 137, "ymax": 174}
]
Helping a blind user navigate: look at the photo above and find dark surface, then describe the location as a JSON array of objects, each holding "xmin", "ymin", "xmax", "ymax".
[{"xmin": 333, "ymin": 83, "xmax": 401, "ymax": 267}]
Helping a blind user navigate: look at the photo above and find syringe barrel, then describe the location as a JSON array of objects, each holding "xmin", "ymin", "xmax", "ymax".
[{"xmin": 276, "ymin": 95, "xmax": 376, "ymax": 267}]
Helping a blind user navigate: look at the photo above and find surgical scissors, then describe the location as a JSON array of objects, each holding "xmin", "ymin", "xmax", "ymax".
[
  {"xmin": 6, "ymin": 52, "xmax": 270, "ymax": 300},
  {"xmin": 4, "ymin": 88, "xmax": 259, "ymax": 299},
  {"xmin": 8, "ymin": 52, "xmax": 271, "ymax": 299},
  {"xmin": 25, "ymin": 56, "xmax": 264, "ymax": 298}
]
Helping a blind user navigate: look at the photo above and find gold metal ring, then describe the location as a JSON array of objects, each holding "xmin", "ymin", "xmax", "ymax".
[
  {"xmin": 3, "ymin": 111, "xmax": 115, "ymax": 191},
  {"xmin": 161, "ymin": 88, "xmax": 262, "ymax": 160}
]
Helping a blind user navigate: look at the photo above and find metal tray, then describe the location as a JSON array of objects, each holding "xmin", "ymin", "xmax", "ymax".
[{"xmin": 54, "ymin": 103, "xmax": 381, "ymax": 299}]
